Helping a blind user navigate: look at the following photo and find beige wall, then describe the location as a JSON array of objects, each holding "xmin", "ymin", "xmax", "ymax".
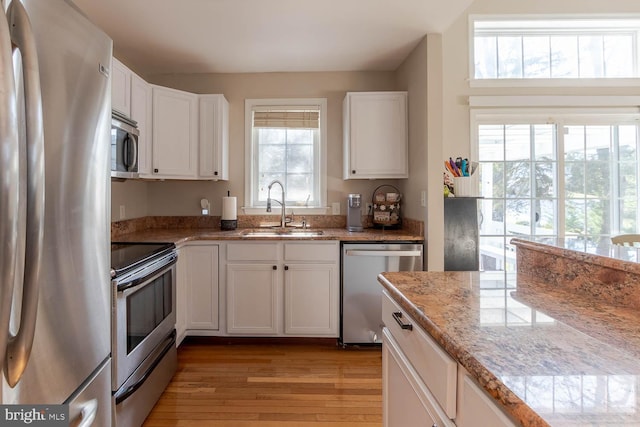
[
  {"xmin": 112, "ymin": 180, "xmax": 148, "ymax": 220},
  {"xmin": 396, "ymin": 36, "xmax": 445, "ymax": 270},
  {"xmin": 112, "ymin": 71, "xmax": 408, "ymax": 219}
]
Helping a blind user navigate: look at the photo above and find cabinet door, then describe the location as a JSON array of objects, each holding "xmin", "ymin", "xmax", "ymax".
[
  {"xmin": 186, "ymin": 245, "xmax": 219, "ymax": 330},
  {"xmin": 284, "ymin": 263, "xmax": 338, "ymax": 336},
  {"xmin": 457, "ymin": 373, "xmax": 516, "ymax": 427},
  {"xmin": 152, "ymin": 86, "xmax": 198, "ymax": 179},
  {"xmin": 199, "ymin": 95, "xmax": 229, "ymax": 180},
  {"xmin": 131, "ymin": 73, "xmax": 153, "ymax": 176},
  {"xmin": 175, "ymin": 247, "xmax": 188, "ymax": 346},
  {"xmin": 227, "ymin": 264, "xmax": 280, "ymax": 334},
  {"xmin": 111, "ymin": 58, "xmax": 130, "ymax": 116},
  {"xmin": 344, "ymin": 92, "xmax": 408, "ymax": 179},
  {"xmin": 382, "ymin": 328, "xmax": 454, "ymax": 427}
]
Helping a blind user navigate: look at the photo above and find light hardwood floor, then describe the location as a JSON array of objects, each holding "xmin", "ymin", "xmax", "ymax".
[{"xmin": 143, "ymin": 339, "xmax": 383, "ymax": 427}]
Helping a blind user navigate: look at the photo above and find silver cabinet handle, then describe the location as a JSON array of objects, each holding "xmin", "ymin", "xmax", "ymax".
[
  {"xmin": 5, "ymin": 0, "xmax": 45, "ymax": 387},
  {"xmin": 0, "ymin": 0, "xmax": 20, "ymax": 375},
  {"xmin": 392, "ymin": 312, "xmax": 413, "ymax": 331}
]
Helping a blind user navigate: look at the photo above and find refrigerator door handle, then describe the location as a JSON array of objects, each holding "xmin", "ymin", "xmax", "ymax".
[
  {"xmin": 0, "ymin": 6, "xmax": 19, "ymax": 375},
  {"xmin": 69, "ymin": 399, "xmax": 98, "ymax": 427},
  {"xmin": 4, "ymin": 0, "xmax": 45, "ymax": 387}
]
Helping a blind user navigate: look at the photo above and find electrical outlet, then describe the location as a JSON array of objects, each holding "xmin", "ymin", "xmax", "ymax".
[
  {"xmin": 421, "ymin": 190, "xmax": 427, "ymax": 207},
  {"xmin": 332, "ymin": 202, "xmax": 340, "ymax": 215},
  {"xmin": 119, "ymin": 205, "xmax": 126, "ymax": 220}
]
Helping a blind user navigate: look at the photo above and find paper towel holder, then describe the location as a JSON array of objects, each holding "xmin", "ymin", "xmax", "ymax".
[{"xmin": 221, "ymin": 191, "xmax": 237, "ymax": 230}]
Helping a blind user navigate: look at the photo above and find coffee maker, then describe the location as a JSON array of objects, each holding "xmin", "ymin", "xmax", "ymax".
[{"xmin": 347, "ymin": 194, "xmax": 363, "ymax": 231}]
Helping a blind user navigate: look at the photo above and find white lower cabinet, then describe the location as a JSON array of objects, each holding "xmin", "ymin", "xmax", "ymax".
[
  {"xmin": 456, "ymin": 368, "xmax": 516, "ymax": 427},
  {"xmin": 383, "ymin": 328, "xmax": 453, "ymax": 427},
  {"xmin": 382, "ymin": 291, "xmax": 518, "ymax": 427},
  {"xmin": 284, "ymin": 263, "xmax": 338, "ymax": 336},
  {"xmin": 175, "ymin": 247, "xmax": 188, "ymax": 346},
  {"xmin": 227, "ymin": 263, "xmax": 280, "ymax": 334},
  {"xmin": 175, "ymin": 244, "xmax": 220, "ymax": 342},
  {"xmin": 186, "ymin": 244, "xmax": 219, "ymax": 331},
  {"xmin": 225, "ymin": 241, "xmax": 339, "ymax": 337}
]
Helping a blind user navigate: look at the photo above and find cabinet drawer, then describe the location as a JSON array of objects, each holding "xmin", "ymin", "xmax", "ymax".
[
  {"xmin": 382, "ymin": 291, "xmax": 457, "ymax": 419},
  {"xmin": 457, "ymin": 374, "xmax": 516, "ymax": 427},
  {"xmin": 227, "ymin": 243, "xmax": 279, "ymax": 261},
  {"xmin": 284, "ymin": 242, "xmax": 338, "ymax": 262}
]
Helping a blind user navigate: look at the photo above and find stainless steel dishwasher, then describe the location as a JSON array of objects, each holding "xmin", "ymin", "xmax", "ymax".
[{"xmin": 341, "ymin": 242, "xmax": 423, "ymax": 346}]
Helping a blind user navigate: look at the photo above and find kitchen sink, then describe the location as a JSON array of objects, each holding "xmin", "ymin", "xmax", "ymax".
[{"xmin": 241, "ymin": 229, "xmax": 324, "ymax": 238}]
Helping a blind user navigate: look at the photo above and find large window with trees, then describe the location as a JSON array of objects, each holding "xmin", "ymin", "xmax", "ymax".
[{"xmin": 474, "ymin": 110, "xmax": 640, "ymax": 271}]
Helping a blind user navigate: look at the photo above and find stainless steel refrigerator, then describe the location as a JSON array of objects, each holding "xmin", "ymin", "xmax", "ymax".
[{"xmin": 0, "ymin": 0, "xmax": 112, "ymax": 425}]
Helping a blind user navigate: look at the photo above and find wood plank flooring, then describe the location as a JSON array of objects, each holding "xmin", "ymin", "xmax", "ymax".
[{"xmin": 143, "ymin": 339, "xmax": 383, "ymax": 427}]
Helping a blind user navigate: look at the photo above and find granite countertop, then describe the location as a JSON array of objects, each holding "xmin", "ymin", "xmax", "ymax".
[
  {"xmin": 378, "ymin": 270, "xmax": 640, "ymax": 427},
  {"xmin": 111, "ymin": 227, "xmax": 424, "ymax": 245}
]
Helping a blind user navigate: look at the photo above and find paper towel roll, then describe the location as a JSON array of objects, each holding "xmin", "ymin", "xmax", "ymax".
[{"xmin": 222, "ymin": 196, "xmax": 237, "ymax": 220}]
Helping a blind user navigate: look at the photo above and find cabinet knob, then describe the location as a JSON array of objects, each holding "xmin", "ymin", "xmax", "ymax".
[
  {"xmin": 284, "ymin": 265, "xmax": 289, "ymax": 271},
  {"xmin": 351, "ymin": 170, "xmax": 356, "ymax": 174},
  {"xmin": 272, "ymin": 265, "xmax": 277, "ymax": 270},
  {"xmin": 214, "ymin": 171, "xmax": 218, "ymax": 176},
  {"xmin": 154, "ymin": 168, "xmax": 159, "ymax": 173}
]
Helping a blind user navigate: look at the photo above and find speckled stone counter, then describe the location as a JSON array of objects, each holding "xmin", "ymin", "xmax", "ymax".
[
  {"xmin": 111, "ymin": 215, "xmax": 424, "ymax": 244},
  {"xmin": 111, "ymin": 227, "xmax": 424, "ymax": 245},
  {"xmin": 378, "ymin": 242, "xmax": 640, "ymax": 427}
]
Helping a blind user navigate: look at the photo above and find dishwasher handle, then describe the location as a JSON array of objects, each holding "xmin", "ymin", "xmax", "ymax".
[{"xmin": 345, "ymin": 250, "xmax": 422, "ymax": 257}]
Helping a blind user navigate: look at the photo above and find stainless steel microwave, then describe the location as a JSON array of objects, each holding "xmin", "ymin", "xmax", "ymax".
[{"xmin": 111, "ymin": 112, "xmax": 139, "ymax": 179}]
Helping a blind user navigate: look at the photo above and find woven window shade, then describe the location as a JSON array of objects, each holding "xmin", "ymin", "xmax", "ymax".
[{"xmin": 253, "ymin": 110, "xmax": 319, "ymax": 129}]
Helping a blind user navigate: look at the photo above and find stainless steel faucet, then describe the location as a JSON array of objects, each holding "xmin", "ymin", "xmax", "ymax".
[{"xmin": 266, "ymin": 180, "xmax": 286, "ymax": 229}]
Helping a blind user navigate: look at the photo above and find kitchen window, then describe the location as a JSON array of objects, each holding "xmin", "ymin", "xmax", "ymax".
[
  {"xmin": 472, "ymin": 103, "xmax": 640, "ymax": 271},
  {"xmin": 244, "ymin": 98, "xmax": 327, "ymax": 213},
  {"xmin": 470, "ymin": 15, "xmax": 640, "ymax": 86}
]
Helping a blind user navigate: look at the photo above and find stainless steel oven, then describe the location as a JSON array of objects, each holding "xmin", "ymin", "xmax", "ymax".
[{"xmin": 111, "ymin": 242, "xmax": 178, "ymax": 426}]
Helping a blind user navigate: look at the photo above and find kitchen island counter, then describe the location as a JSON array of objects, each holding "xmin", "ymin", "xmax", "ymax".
[{"xmin": 378, "ymin": 240, "xmax": 640, "ymax": 427}]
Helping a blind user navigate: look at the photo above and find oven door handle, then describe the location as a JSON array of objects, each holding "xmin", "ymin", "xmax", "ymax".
[
  {"xmin": 114, "ymin": 330, "xmax": 176, "ymax": 405},
  {"xmin": 116, "ymin": 256, "xmax": 176, "ymax": 293}
]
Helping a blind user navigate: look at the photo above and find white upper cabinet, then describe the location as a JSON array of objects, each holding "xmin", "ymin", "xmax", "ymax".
[
  {"xmin": 111, "ymin": 58, "xmax": 153, "ymax": 176},
  {"xmin": 130, "ymin": 73, "xmax": 152, "ymax": 177},
  {"xmin": 199, "ymin": 95, "xmax": 229, "ymax": 180},
  {"xmin": 151, "ymin": 86, "xmax": 199, "ymax": 179},
  {"xmin": 111, "ymin": 58, "xmax": 229, "ymax": 181},
  {"xmin": 343, "ymin": 91, "xmax": 408, "ymax": 180},
  {"xmin": 111, "ymin": 57, "xmax": 131, "ymax": 116}
]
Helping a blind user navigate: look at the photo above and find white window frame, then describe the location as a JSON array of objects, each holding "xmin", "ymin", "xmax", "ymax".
[
  {"xmin": 243, "ymin": 98, "xmax": 328, "ymax": 215},
  {"xmin": 469, "ymin": 14, "xmax": 640, "ymax": 88},
  {"xmin": 470, "ymin": 96, "xmax": 640, "ymax": 268}
]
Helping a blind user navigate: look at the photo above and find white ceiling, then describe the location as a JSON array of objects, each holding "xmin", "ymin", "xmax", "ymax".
[{"xmin": 71, "ymin": 0, "xmax": 474, "ymax": 75}]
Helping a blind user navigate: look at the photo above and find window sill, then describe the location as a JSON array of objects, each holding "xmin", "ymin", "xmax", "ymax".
[{"xmin": 242, "ymin": 206, "xmax": 331, "ymax": 216}]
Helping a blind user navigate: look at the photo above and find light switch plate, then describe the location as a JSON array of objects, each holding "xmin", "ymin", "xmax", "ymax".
[
  {"xmin": 421, "ymin": 190, "xmax": 427, "ymax": 207},
  {"xmin": 119, "ymin": 205, "xmax": 126, "ymax": 220}
]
